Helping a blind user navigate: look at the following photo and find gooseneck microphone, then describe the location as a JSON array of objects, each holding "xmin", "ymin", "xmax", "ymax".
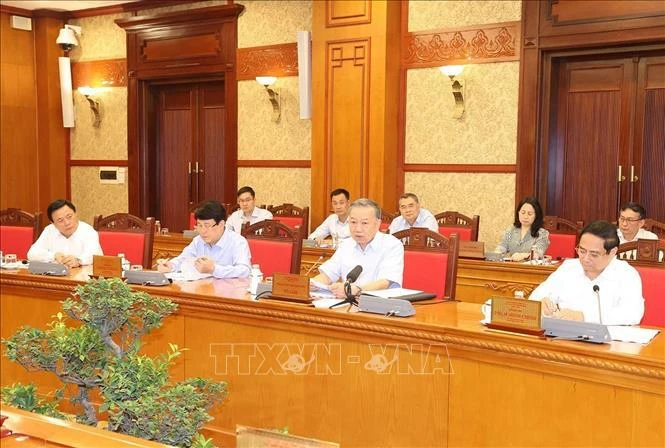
[
  {"xmin": 593, "ymin": 285, "xmax": 603, "ymax": 325},
  {"xmin": 304, "ymin": 255, "xmax": 325, "ymax": 276},
  {"xmin": 330, "ymin": 265, "xmax": 363, "ymax": 309},
  {"xmin": 346, "ymin": 265, "xmax": 363, "ymax": 283}
]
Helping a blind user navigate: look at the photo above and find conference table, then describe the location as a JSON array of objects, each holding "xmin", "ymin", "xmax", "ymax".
[
  {"xmin": 154, "ymin": 232, "xmax": 559, "ymax": 303},
  {"xmin": 1, "ymin": 268, "xmax": 663, "ymax": 447}
]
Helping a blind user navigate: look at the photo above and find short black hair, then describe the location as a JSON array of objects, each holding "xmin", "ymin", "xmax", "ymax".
[
  {"xmin": 194, "ymin": 200, "xmax": 226, "ymax": 223},
  {"xmin": 619, "ymin": 202, "xmax": 647, "ymax": 219},
  {"xmin": 513, "ymin": 196, "xmax": 544, "ymax": 238},
  {"xmin": 237, "ymin": 186, "xmax": 255, "ymax": 198},
  {"xmin": 330, "ymin": 188, "xmax": 349, "ymax": 200},
  {"xmin": 580, "ymin": 220, "xmax": 620, "ymax": 252},
  {"xmin": 47, "ymin": 199, "xmax": 76, "ymax": 222}
]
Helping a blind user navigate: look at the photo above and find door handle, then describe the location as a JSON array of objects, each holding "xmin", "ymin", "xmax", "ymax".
[
  {"xmin": 630, "ymin": 165, "xmax": 638, "ymax": 183},
  {"xmin": 188, "ymin": 162, "xmax": 192, "ymax": 203},
  {"xmin": 194, "ymin": 162, "xmax": 200, "ymax": 202},
  {"xmin": 617, "ymin": 165, "xmax": 625, "ymax": 182}
]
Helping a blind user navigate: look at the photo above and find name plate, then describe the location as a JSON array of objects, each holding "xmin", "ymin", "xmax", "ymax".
[
  {"xmin": 486, "ymin": 296, "xmax": 544, "ymax": 336},
  {"xmin": 93, "ymin": 255, "xmax": 122, "ymax": 278},
  {"xmin": 269, "ymin": 273, "xmax": 311, "ymax": 304}
]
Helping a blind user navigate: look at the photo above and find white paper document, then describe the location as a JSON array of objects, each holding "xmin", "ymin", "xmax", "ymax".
[
  {"xmin": 608, "ymin": 326, "xmax": 660, "ymax": 344},
  {"xmin": 364, "ymin": 288, "xmax": 422, "ymax": 299}
]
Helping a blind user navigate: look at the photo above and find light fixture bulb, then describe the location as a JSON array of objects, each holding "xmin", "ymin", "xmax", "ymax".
[
  {"xmin": 256, "ymin": 76, "xmax": 277, "ymax": 87},
  {"xmin": 439, "ymin": 65, "xmax": 464, "ymax": 78}
]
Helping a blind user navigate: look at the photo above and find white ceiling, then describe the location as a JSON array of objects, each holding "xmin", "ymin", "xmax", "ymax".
[{"xmin": 0, "ymin": 1, "xmax": 134, "ymax": 12}]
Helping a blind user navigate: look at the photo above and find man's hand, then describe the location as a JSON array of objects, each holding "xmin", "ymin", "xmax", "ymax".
[
  {"xmin": 552, "ymin": 308, "xmax": 584, "ymax": 321},
  {"xmin": 156, "ymin": 259, "xmax": 173, "ymax": 273},
  {"xmin": 55, "ymin": 253, "xmax": 80, "ymax": 268},
  {"xmin": 329, "ymin": 282, "xmax": 348, "ymax": 299},
  {"xmin": 541, "ymin": 297, "xmax": 557, "ymax": 316},
  {"xmin": 315, "ymin": 237, "xmax": 324, "ymax": 246},
  {"xmin": 195, "ymin": 257, "xmax": 214, "ymax": 274}
]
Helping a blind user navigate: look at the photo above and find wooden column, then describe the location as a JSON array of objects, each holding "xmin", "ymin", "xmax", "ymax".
[{"xmin": 311, "ymin": 0, "xmax": 401, "ymax": 225}]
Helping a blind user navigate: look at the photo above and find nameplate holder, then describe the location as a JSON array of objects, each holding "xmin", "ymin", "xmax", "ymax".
[
  {"xmin": 93, "ymin": 255, "xmax": 122, "ymax": 278},
  {"xmin": 486, "ymin": 296, "xmax": 544, "ymax": 337},
  {"xmin": 264, "ymin": 272, "xmax": 312, "ymax": 304},
  {"xmin": 459, "ymin": 240, "xmax": 485, "ymax": 259}
]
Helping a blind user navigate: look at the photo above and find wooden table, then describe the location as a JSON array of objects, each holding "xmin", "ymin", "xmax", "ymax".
[
  {"xmin": 2, "ymin": 269, "xmax": 663, "ymax": 447},
  {"xmin": 154, "ymin": 233, "xmax": 556, "ymax": 303}
]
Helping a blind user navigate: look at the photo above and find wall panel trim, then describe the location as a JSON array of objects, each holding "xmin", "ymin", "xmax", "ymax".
[
  {"xmin": 236, "ymin": 43, "xmax": 298, "ymax": 80},
  {"xmin": 72, "ymin": 59, "xmax": 127, "ymax": 88},
  {"xmin": 237, "ymin": 160, "xmax": 311, "ymax": 168},
  {"xmin": 69, "ymin": 160, "xmax": 129, "ymax": 167},
  {"xmin": 404, "ymin": 164, "xmax": 516, "ymax": 174}
]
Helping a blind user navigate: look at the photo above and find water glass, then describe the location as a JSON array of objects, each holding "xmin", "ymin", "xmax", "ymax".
[
  {"xmin": 4, "ymin": 254, "xmax": 17, "ymax": 265},
  {"xmin": 130, "ymin": 264, "xmax": 143, "ymax": 271},
  {"xmin": 161, "ymin": 227, "xmax": 169, "ymax": 235}
]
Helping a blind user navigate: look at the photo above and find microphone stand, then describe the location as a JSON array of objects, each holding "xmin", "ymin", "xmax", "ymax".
[{"xmin": 329, "ymin": 281, "xmax": 359, "ymax": 309}]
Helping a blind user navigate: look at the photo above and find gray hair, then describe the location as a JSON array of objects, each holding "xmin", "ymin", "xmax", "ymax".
[{"xmin": 349, "ymin": 198, "xmax": 381, "ymax": 220}]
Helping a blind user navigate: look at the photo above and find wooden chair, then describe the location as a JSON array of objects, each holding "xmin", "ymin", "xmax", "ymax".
[
  {"xmin": 266, "ymin": 203, "xmax": 310, "ymax": 237},
  {"xmin": 616, "ymin": 239, "xmax": 665, "ymax": 327},
  {"xmin": 380, "ymin": 209, "xmax": 397, "ymax": 233},
  {"xmin": 0, "ymin": 208, "xmax": 41, "ymax": 260},
  {"xmin": 242, "ymin": 219, "xmax": 302, "ymax": 277},
  {"xmin": 643, "ymin": 218, "xmax": 665, "ymax": 240},
  {"xmin": 543, "ymin": 216, "xmax": 584, "ymax": 259},
  {"xmin": 391, "ymin": 228, "xmax": 460, "ymax": 301},
  {"xmin": 434, "ymin": 211, "xmax": 480, "ymax": 241},
  {"xmin": 93, "ymin": 213, "xmax": 155, "ymax": 268}
]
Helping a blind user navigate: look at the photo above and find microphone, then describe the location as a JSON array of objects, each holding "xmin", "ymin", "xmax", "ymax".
[
  {"xmin": 304, "ymin": 255, "xmax": 325, "ymax": 276},
  {"xmin": 593, "ymin": 285, "xmax": 603, "ymax": 325},
  {"xmin": 346, "ymin": 265, "xmax": 363, "ymax": 283}
]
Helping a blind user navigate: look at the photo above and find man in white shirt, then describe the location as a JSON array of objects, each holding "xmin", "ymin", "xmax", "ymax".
[
  {"xmin": 308, "ymin": 188, "xmax": 351, "ymax": 244},
  {"xmin": 225, "ymin": 186, "xmax": 273, "ymax": 233},
  {"xmin": 530, "ymin": 221, "xmax": 644, "ymax": 325},
  {"xmin": 617, "ymin": 202, "xmax": 658, "ymax": 244},
  {"xmin": 388, "ymin": 193, "xmax": 438, "ymax": 234},
  {"xmin": 313, "ymin": 198, "xmax": 404, "ymax": 299},
  {"xmin": 27, "ymin": 199, "xmax": 103, "ymax": 267},
  {"xmin": 157, "ymin": 201, "xmax": 251, "ymax": 278}
]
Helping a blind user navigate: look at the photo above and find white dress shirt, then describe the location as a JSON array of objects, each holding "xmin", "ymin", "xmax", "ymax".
[
  {"xmin": 309, "ymin": 214, "xmax": 350, "ymax": 240},
  {"xmin": 618, "ymin": 228, "xmax": 658, "ymax": 244},
  {"xmin": 225, "ymin": 207, "xmax": 273, "ymax": 233},
  {"xmin": 529, "ymin": 258, "xmax": 644, "ymax": 325},
  {"xmin": 27, "ymin": 222, "xmax": 103, "ymax": 265},
  {"xmin": 388, "ymin": 208, "xmax": 438, "ymax": 234},
  {"xmin": 169, "ymin": 229, "xmax": 251, "ymax": 278},
  {"xmin": 319, "ymin": 232, "xmax": 404, "ymax": 287}
]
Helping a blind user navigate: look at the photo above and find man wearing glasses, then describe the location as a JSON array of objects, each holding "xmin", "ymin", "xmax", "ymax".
[
  {"xmin": 388, "ymin": 193, "xmax": 438, "ymax": 234},
  {"xmin": 157, "ymin": 201, "xmax": 251, "ymax": 278},
  {"xmin": 225, "ymin": 186, "xmax": 273, "ymax": 233},
  {"xmin": 529, "ymin": 221, "xmax": 644, "ymax": 325},
  {"xmin": 617, "ymin": 202, "xmax": 658, "ymax": 244},
  {"xmin": 27, "ymin": 199, "xmax": 102, "ymax": 267}
]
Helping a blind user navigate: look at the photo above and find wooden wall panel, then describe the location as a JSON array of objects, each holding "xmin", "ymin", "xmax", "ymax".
[
  {"xmin": 236, "ymin": 43, "xmax": 298, "ymax": 81},
  {"xmin": 326, "ymin": 0, "xmax": 371, "ymax": 27},
  {"xmin": 71, "ymin": 58, "xmax": 127, "ymax": 88},
  {"xmin": 1, "ymin": 12, "xmax": 39, "ymax": 212}
]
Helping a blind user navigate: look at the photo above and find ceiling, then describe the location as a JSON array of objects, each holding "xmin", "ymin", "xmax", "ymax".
[{"xmin": 0, "ymin": 1, "xmax": 134, "ymax": 11}]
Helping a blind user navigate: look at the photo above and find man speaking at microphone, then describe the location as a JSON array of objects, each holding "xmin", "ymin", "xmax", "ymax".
[
  {"xmin": 312, "ymin": 198, "xmax": 404, "ymax": 299},
  {"xmin": 529, "ymin": 221, "xmax": 644, "ymax": 325}
]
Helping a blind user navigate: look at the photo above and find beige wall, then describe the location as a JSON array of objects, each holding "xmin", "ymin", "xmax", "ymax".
[
  {"xmin": 67, "ymin": 1, "xmax": 312, "ymax": 220},
  {"xmin": 405, "ymin": 0, "xmax": 521, "ymax": 245}
]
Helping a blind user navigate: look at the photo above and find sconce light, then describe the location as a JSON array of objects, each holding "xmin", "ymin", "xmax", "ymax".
[
  {"xmin": 439, "ymin": 65, "xmax": 465, "ymax": 119},
  {"xmin": 78, "ymin": 86, "xmax": 101, "ymax": 127},
  {"xmin": 256, "ymin": 76, "xmax": 280, "ymax": 123}
]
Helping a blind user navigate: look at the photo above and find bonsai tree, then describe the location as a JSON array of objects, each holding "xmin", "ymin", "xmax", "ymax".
[{"xmin": 2, "ymin": 278, "xmax": 227, "ymax": 448}]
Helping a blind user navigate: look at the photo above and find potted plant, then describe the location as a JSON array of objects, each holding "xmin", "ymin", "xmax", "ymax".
[{"xmin": 2, "ymin": 278, "xmax": 227, "ymax": 448}]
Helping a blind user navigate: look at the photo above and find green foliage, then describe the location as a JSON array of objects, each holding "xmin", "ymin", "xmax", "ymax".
[
  {"xmin": 191, "ymin": 433, "xmax": 216, "ymax": 448},
  {"xmin": 1, "ymin": 383, "xmax": 65, "ymax": 419},
  {"xmin": 1, "ymin": 278, "xmax": 226, "ymax": 447}
]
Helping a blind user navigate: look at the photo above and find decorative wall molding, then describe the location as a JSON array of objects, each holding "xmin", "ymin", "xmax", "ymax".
[
  {"xmin": 404, "ymin": 164, "xmax": 516, "ymax": 174},
  {"xmin": 237, "ymin": 160, "xmax": 310, "ymax": 168},
  {"xmin": 402, "ymin": 21, "xmax": 521, "ymax": 68},
  {"xmin": 326, "ymin": 0, "xmax": 371, "ymax": 28},
  {"xmin": 71, "ymin": 58, "xmax": 127, "ymax": 89},
  {"xmin": 236, "ymin": 43, "xmax": 298, "ymax": 81},
  {"xmin": 69, "ymin": 159, "xmax": 129, "ymax": 167}
]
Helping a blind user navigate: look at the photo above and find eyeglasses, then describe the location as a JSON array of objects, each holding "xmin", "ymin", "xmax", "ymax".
[
  {"xmin": 194, "ymin": 222, "xmax": 219, "ymax": 230},
  {"xmin": 54, "ymin": 213, "xmax": 75, "ymax": 224},
  {"xmin": 575, "ymin": 245, "xmax": 606, "ymax": 259},
  {"xmin": 618, "ymin": 216, "xmax": 642, "ymax": 223}
]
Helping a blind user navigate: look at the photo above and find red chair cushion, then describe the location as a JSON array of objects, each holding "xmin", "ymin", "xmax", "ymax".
[
  {"xmin": 273, "ymin": 216, "xmax": 302, "ymax": 231},
  {"xmin": 380, "ymin": 222, "xmax": 390, "ymax": 232},
  {"xmin": 546, "ymin": 233, "xmax": 577, "ymax": 259},
  {"xmin": 0, "ymin": 226, "xmax": 34, "ymax": 260},
  {"xmin": 98, "ymin": 232, "xmax": 145, "ymax": 266},
  {"xmin": 189, "ymin": 212, "xmax": 196, "ymax": 230},
  {"xmin": 402, "ymin": 251, "xmax": 449, "ymax": 300},
  {"xmin": 636, "ymin": 266, "xmax": 665, "ymax": 327},
  {"xmin": 247, "ymin": 239, "xmax": 294, "ymax": 277},
  {"xmin": 439, "ymin": 226, "xmax": 471, "ymax": 241}
]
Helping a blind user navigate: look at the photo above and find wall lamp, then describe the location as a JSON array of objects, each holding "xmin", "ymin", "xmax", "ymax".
[
  {"xmin": 256, "ymin": 76, "xmax": 280, "ymax": 123},
  {"xmin": 78, "ymin": 86, "xmax": 101, "ymax": 127},
  {"xmin": 439, "ymin": 65, "xmax": 465, "ymax": 119}
]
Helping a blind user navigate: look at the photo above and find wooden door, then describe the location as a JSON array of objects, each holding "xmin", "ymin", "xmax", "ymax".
[
  {"xmin": 545, "ymin": 53, "xmax": 665, "ymax": 224},
  {"xmin": 154, "ymin": 81, "xmax": 226, "ymax": 232}
]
